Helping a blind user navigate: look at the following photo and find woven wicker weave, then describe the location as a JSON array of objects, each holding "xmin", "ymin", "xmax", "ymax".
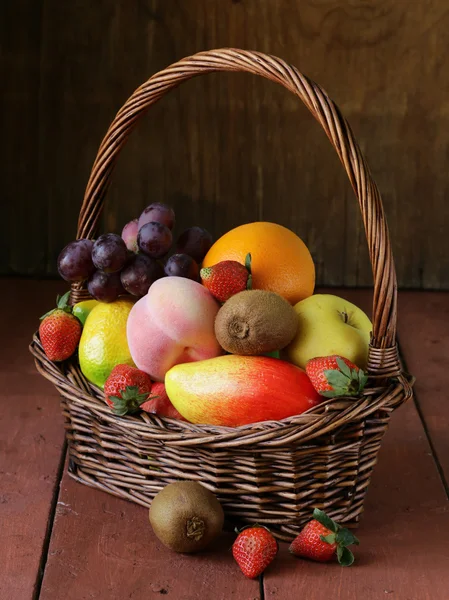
[{"xmin": 30, "ymin": 49, "xmax": 414, "ymax": 542}]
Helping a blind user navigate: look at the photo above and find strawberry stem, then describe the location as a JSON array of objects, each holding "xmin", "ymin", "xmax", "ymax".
[{"xmin": 40, "ymin": 290, "xmax": 73, "ymax": 320}]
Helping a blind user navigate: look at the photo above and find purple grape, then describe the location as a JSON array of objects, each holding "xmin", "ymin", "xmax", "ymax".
[
  {"xmin": 87, "ymin": 270, "xmax": 125, "ymax": 303},
  {"xmin": 121, "ymin": 219, "xmax": 139, "ymax": 253},
  {"xmin": 57, "ymin": 239, "xmax": 95, "ymax": 282},
  {"xmin": 120, "ymin": 254, "xmax": 164, "ymax": 297},
  {"xmin": 176, "ymin": 227, "xmax": 213, "ymax": 264},
  {"xmin": 92, "ymin": 233, "xmax": 128, "ymax": 273},
  {"xmin": 138, "ymin": 202, "xmax": 175, "ymax": 231},
  {"xmin": 164, "ymin": 254, "xmax": 199, "ymax": 281},
  {"xmin": 137, "ymin": 222, "xmax": 172, "ymax": 259}
]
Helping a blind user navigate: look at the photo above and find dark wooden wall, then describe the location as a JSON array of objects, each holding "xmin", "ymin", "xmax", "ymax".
[{"xmin": 2, "ymin": 0, "xmax": 449, "ymax": 288}]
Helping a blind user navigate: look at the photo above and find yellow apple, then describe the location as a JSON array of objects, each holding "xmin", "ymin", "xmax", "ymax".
[{"xmin": 285, "ymin": 294, "xmax": 372, "ymax": 369}]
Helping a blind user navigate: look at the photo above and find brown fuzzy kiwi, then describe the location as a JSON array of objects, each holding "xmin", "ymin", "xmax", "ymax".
[
  {"xmin": 149, "ymin": 481, "xmax": 224, "ymax": 553},
  {"xmin": 214, "ymin": 289, "xmax": 299, "ymax": 355}
]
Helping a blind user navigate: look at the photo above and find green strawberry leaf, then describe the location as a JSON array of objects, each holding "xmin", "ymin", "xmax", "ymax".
[
  {"xmin": 245, "ymin": 253, "xmax": 252, "ymax": 274},
  {"xmin": 40, "ymin": 291, "xmax": 73, "ymax": 320},
  {"xmin": 109, "ymin": 396, "xmax": 129, "ymax": 416},
  {"xmin": 314, "ymin": 508, "xmax": 359, "ymax": 566},
  {"xmin": 325, "ymin": 370, "xmax": 351, "ymax": 385},
  {"xmin": 358, "ymin": 370, "xmax": 368, "ymax": 390},
  {"xmin": 336, "ymin": 528, "xmax": 360, "ymax": 547},
  {"xmin": 324, "ymin": 368, "xmax": 365, "ymax": 397},
  {"xmin": 120, "ymin": 385, "xmax": 149, "ymax": 403},
  {"xmin": 246, "ymin": 274, "xmax": 252, "ymax": 290},
  {"xmin": 337, "ymin": 545, "xmax": 355, "ymax": 567},
  {"xmin": 57, "ymin": 291, "xmax": 71, "ymax": 309},
  {"xmin": 320, "ymin": 533, "xmax": 336, "ymax": 545},
  {"xmin": 312, "ymin": 509, "xmax": 338, "ymax": 533},
  {"xmin": 109, "ymin": 386, "xmax": 152, "ymax": 416},
  {"xmin": 336, "ymin": 357, "xmax": 352, "ymax": 378}
]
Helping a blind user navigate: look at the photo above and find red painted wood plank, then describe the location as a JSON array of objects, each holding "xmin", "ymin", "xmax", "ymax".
[
  {"xmin": 1, "ymin": 279, "xmax": 67, "ymax": 600},
  {"xmin": 39, "ymin": 469, "xmax": 260, "ymax": 600},
  {"xmin": 264, "ymin": 290, "xmax": 449, "ymax": 599},
  {"xmin": 397, "ymin": 291, "xmax": 449, "ymax": 491}
]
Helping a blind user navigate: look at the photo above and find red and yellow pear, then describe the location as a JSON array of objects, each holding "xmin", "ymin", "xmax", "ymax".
[{"xmin": 164, "ymin": 355, "xmax": 322, "ymax": 427}]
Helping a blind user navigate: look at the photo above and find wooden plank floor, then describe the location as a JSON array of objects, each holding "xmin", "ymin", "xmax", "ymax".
[
  {"xmin": 0, "ymin": 279, "xmax": 64, "ymax": 600},
  {"xmin": 1, "ymin": 280, "xmax": 448, "ymax": 600},
  {"xmin": 396, "ymin": 292, "xmax": 449, "ymax": 492}
]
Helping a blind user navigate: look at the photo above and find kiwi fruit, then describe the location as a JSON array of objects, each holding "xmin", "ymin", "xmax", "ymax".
[
  {"xmin": 149, "ymin": 481, "xmax": 224, "ymax": 553},
  {"xmin": 214, "ymin": 289, "xmax": 298, "ymax": 355}
]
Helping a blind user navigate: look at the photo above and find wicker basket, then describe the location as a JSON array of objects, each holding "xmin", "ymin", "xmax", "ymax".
[{"xmin": 30, "ymin": 49, "xmax": 414, "ymax": 542}]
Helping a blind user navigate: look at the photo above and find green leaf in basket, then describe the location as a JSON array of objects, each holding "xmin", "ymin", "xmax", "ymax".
[
  {"xmin": 323, "ymin": 362, "xmax": 368, "ymax": 398},
  {"xmin": 336, "ymin": 357, "xmax": 352, "ymax": 379},
  {"xmin": 108, "ymin": 385, "xmax": 154, "ymax": 416}
]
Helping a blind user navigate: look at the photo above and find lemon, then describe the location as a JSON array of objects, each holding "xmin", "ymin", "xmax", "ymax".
[
  {"xmin": 73, "ymin": 299, "xmax": 99, "ymax": 326},
  {"xmin": 79, "ymin": 298, "xmax": 136, "ymax": 388}
]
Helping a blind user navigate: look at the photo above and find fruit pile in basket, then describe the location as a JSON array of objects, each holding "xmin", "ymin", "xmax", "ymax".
[{"xmin": 38, "ymin": 202, "xmax": 372, "ymax": 425}]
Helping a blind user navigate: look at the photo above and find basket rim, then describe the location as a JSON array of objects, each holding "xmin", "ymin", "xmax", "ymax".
[{"xmin": 30, "ymin": 333, "xmax": 413, "ymax": 449}]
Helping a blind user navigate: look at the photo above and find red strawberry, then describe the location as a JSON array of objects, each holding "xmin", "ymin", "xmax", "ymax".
[
  {"xmin": 289, "ymin": 509, "xmax": 359, "ymax": 566},
  {"xmin": 39, "ymin": 291, "xmax": 82, "ymax": 362},
  {"xmin": 200, "ymin": 253, "xmax": 252, "ymax": 303},
  {"xmin": 232, "ymin": 526, "xmax": 278, "ymax": 579},
  {"xmin": 305, "ymin": 355, "xmax": 368, "ymax": 398},
  {"xmin": 140, "ymin": 381, "xmax": 187, "ymax": 421},
  {"xmin": 104, "ymin": 364, "xmax": 153, "ymax": 416}
]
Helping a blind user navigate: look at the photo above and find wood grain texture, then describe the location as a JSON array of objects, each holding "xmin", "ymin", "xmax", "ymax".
[
  {"xmin": 397, "ymin": 291, "xmax": 449, "ymax": 494},
  {"xmin": 0, "ymin": 279, "xmax": 66, "ymax": 600},
  {"xmin": 263, "ymin": 289, "xmax": 449, "ymax": 599},
  {"xmin": 264, "ymin": 399, "xmax": 449, "ymax": 600},
  {"xmin": 0, "ymin": 0, "xmax": 45, "ymax": 275},
  {"xmin": 39, "ymin": 463, "xmax": 259, "ymax": 600},
  {"xmin": 3, "ymin": 0, "xmax": 449, "ymax": 289}
]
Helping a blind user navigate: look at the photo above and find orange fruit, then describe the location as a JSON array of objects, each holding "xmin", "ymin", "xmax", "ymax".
[{"xmin": 202, "ymin": 222, "xmax": 315, "ymax": 305}]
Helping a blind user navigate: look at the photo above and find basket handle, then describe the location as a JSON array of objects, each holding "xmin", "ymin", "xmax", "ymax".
[{"xmin": 76, "ymin": 48, "xmax": 399, "ymax": 371}]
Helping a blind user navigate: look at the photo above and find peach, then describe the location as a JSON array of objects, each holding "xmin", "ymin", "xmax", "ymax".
[{"xmin": 126, "ymin": 276, "xmax": 222, "ymax": 381}]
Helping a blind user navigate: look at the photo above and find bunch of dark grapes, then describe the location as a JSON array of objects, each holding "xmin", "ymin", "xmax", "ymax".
[{"xmin": 57, "ymin": 202, "xmax": 213, "ymax": 303}]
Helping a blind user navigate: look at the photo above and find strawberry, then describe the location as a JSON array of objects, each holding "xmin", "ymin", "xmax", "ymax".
[
  {"xmin": 289, "ymin": 508, "xmax": 359, "ymax": 566},
  {"xmin": 232, "ymin": 526, "xmax": 278, "ymax": 579},
  {"xmin": 200, "ymin": 253, "xmax": 252, "ymax": 303},
  {"xmin": 104, "ymin": 364, "xmax": 153, "ymax": 416},
  {"xmin": 140, "ymin": 381, "xmax": 187, "ymax": 420},
  {"xmin": 305, "ymin": 355, "xmax": 368, "ymax": 398},
  {"xmin": 39, "ymin": 291, "xmax": 82, "ymax": 362}
]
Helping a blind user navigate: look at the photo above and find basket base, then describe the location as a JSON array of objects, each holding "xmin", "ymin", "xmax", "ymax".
[{"xmin": 67, "ymin": 453, "xmax": 362, "ymax": 542}]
